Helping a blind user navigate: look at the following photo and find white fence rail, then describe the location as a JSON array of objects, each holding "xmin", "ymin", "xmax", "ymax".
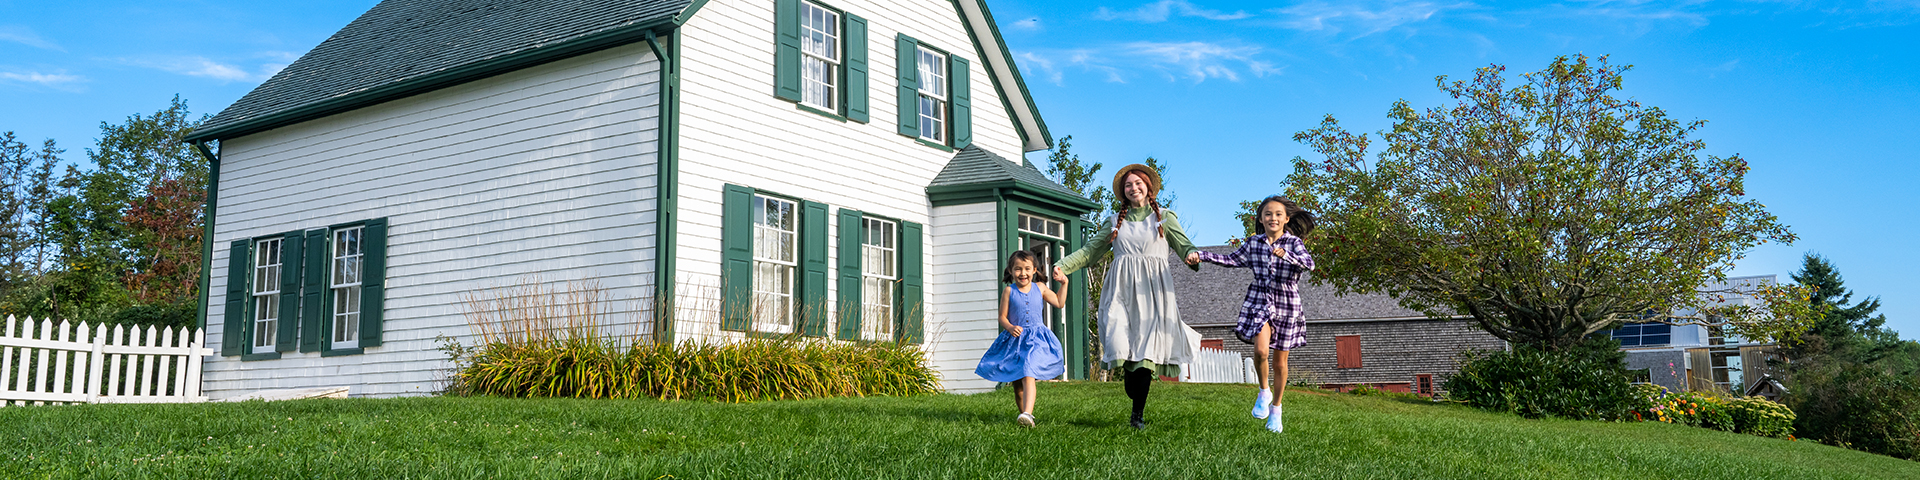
[
  {"xmin": 0, "ymin": 315, "xmax": 214, "ymax": 406},
  {"xmin": 1182, "ymin": 347, "xmax": 1255, "ymax": 384}
]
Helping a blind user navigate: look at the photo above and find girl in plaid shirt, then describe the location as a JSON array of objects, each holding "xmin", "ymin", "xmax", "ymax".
[{"xmin": 1187, "ymin": 195, "xmax": 1315, "ymax": 432}]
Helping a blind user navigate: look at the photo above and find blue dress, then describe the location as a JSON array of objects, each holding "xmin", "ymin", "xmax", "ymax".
[{"xmin": 975, "ymin": 283, "xmax": 1067, "ymax": 382}]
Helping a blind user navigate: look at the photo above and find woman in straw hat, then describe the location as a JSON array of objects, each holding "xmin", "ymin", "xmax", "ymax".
[{"xmin": 1054, "ymin": 163, "xmax": 1202, "ymax": 430}]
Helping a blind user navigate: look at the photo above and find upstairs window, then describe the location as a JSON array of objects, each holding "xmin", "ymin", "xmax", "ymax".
[
  {"xmin": 799, "ymin": 2, "xmax": 840, "ymax": 111},
  {"xmin": 916, "ymin": 46, "xmax": 947, "ymax": 143}
]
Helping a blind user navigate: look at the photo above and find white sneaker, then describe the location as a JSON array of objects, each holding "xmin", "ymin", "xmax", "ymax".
[
  {"xmin": 1266, "ymin": 405, "xmax": 1283, "ymax": 433},
  {"xmin": 1016, "ymin": 412, "xmax": 1035, "ymax": 427},
  {"xmin": 1252, "ymin": 389, "xmax": 1273, "ymax": 419}
]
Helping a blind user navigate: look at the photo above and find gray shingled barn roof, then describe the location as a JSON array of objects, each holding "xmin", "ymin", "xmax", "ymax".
[
  {"xmin": 190, "ymin": 0, "xmax": 692, "ymax": 141},
  {"xmin": 930, "ymin": 145, "xmax": 1083, "ymax": 199},
  {"xmin": 1169, "ymin": 245, "xmax": 1431, "ymax": 326}
]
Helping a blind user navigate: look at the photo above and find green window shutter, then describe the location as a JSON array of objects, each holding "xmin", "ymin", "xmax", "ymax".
[
  {"xmin": 276, "ymin": 231, "xmax": 303, "ymax": 353},
  {"xmin": 222, "ymin": 240, "xmax": 249, "ymax": 356},
  {"xmin": 720, "ymin": 185, "xmax": 754, "ymax": 331},
  {"xmin": 899, "ymin": 221, "xmax": 924, "ymax": 344},
  {"xmin": 895, "ymin": 34, "xmax": 920, "ymax": 137},
  {"xmin": 949, "ymin": 56, "xmax": 971, "ymax": 148},
  {"xmin": 773, "ymin": 0, "xmax": 803, "ymax": 102},
  {"xmin": 359, "ymin": 218, "xmax": 388, "ymax": 348},
  {"xmin": 300, "ymin": 230, "xmax": 327, "ymax": 352},
  {"xmin": 836, "ymin": 209, "xmax": 864, "ymax": 340},
  {"xmin": 800, "ymin": 200, "xmax": 830, "ymax": 337},
  {"xmin": 844, "ymin": 14, "xmax": 870, "ymax": 123}
]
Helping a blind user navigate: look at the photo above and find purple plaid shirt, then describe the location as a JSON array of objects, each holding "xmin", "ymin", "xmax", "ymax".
[{"xmin": 1198, "ymin": 233, "xmax": 1315, "ymax": 326}]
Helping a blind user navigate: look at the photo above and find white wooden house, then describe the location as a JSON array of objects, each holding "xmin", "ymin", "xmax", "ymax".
[{"xmin": 183, "ymin": 0, "xmax": 1096, "ymax": 397}]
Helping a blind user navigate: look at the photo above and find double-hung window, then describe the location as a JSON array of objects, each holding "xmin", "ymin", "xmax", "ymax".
[
  {"xmin": 331, "ymin": 227, "xmax": 364, "ymax": 350},
  {"xmin": 251, "ymin": 238, "xmax": 282, "ymax": 354},
  {"xmin": 799, "ymin": 1, "xmax": 840, "ymax": 111},
  {"xmin": 916, "ymin": 46, "xmax": 947, "ymax": 143},
  {"xmin": 753, "ymin": 195, "xmax": 799, "ymax": 334},
  {"xmin": 860, "ymin": 217, "xmax": 897, "ymax": 341}
]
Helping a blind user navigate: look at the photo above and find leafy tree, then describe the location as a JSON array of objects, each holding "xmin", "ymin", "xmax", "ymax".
[
  {"xmin": 12, "ymin": 96, "xmax": 207, "ymax": 326},
  {"xmin": 1284, "ymin": 54, "xmax": 1811, "ymax": 350},
  {"xmin": 0, "ymin": 133, "xmax": 61, "ymax": 290}
]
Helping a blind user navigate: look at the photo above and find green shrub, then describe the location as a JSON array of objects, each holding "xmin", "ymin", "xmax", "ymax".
[
  {"xmin": 1787, "ymin": 358, "xmax": 1920, "ymax": 459},
  {"xmin": 1726, "ymin": 396, "xmax": 1796, "ymax": 438},
  {"xmin": 1443, "ymin": 340, "xmax": 1636, "ymax": 420}
]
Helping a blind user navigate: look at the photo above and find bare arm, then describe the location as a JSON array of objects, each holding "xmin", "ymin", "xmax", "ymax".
[
  {"xmin": 1042, "ymin": 271, "xmax": 1070, "ymax": 309},
  {"xmin": 999, "ymin": 285, "xmax": 1022, "ymax": 337}
]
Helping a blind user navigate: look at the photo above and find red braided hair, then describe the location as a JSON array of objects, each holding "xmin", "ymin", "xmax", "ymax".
[{"xmin": 1109, "ymin": 170, "xmax": 1167, "ymax": 242}]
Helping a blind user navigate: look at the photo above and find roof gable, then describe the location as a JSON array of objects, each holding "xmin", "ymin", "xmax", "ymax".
[{"xmin": 188, "ymin": 0, "xmax": 691, "ymax": 142}]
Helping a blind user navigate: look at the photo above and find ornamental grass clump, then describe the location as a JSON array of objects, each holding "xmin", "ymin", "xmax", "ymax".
[{"xmin": 444, "ymin": 280, "xmax": 939, "ymax": 402}]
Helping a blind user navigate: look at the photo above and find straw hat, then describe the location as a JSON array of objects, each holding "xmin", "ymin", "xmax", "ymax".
[{"xmin": 1111, "ymin": 163, "xmax": 1161, "ymax": 198}]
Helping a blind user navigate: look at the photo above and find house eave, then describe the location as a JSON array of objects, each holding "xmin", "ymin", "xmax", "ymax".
[{"xmin": 185, "ymin": 18, "xmax": 682, "ymax": 143}]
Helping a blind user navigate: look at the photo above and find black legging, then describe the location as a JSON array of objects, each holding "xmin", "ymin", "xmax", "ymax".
[{"xmin": 1124, "ymin": 367, "xmax": 1154, "ymax": 419}]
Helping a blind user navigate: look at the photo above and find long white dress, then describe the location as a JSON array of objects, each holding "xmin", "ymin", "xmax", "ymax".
[{"xmin": 1095, "ymin": 216, "xmax": 1196, "ymax": 371}]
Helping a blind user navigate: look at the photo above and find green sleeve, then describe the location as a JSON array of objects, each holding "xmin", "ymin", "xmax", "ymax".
[
  {"xmin": 1056, "ymin": 220, "xmax": 1113, "ymax": 275},
  {"xmin": 1160, "ymin": 210, "xmax": 1200, "ymax": 271}
]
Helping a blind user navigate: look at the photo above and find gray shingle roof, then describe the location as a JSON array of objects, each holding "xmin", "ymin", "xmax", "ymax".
[
  {"xmin": 1168, "ymin": 245, "xmax": 1431, "ymax": 326},
  {"xmin": 192, "ymin": 0, "xmax": 691, "ymax": 140},
  {"xmin": 930, "ymin": 145, "xmax": 1082, "ymax": 198}
]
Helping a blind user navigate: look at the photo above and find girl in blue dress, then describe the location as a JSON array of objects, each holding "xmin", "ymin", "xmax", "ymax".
[{"xmin": 975, "ymin": 250, "xmax": 1070, "ymax": 427}]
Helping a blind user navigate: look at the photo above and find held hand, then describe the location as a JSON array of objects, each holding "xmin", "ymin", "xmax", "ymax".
[
  {"xmin": 1052, "ymin": 266, "xmax": 1065, "ymax": 280},
  {"xmin": 1052, "ymin": 271, "xmax": 1068, "ymax": 284},
  {"xmin": 1185, "ymin": 251, "xmax": 1200, "ymax": 265}
]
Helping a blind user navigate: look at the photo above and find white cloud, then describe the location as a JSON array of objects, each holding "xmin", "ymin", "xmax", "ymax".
[
  {"xmin": 1019, "ymin": 40, "xmax": 1276, "ymax": 84},
  {"xmin": 0, "ymin": 25, "xmax": 62, "ymax": 51},
  {"xmin": 1121, "ymin": 41, "xmax": 1263, "ymax": 82},
  {"xmin": 1009, "ymin": 17, "xmax": 1043, "ymax": 31},
  {"xmin": 1095, "ymin": 0, "xmax": 1253, "ymax": 22},
  {"xmin": 123, "ymin": 56, "xmax": 284, "ymax": 83},
  {"xmin": 0, "ymin": 71, "xmax": 84, "ymax": 86},
  {"xmin": 1267, "ymin": 1, "xmax": 1467, "ymax": 38}
]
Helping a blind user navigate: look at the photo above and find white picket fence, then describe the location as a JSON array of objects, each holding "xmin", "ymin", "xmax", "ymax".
[
  {"xmin": 1182, "ymin": 347, "xmax": 1256, "ymax": 384},
  {"xmin": 0, "ymin": 315, "xmax": 214, "ymax": 406}
]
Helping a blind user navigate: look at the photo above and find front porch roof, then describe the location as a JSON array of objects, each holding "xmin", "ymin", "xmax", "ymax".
[{"xmin": 927, "ymin": 146, "xmax": 1096, "ymax": 213}]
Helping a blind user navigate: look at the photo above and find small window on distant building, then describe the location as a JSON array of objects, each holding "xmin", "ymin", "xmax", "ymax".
[
  {"xmin": 1335, "ymin": 335, "xmax": 1362, "ymax": 369},
  {"xmin": 1415, "ymin": 374, "xmax": 1433, "ymax": 395},
  {"xmin": 1610, "ymin": 322, "xmax": 1671, "ymax": 347},
  {"xmin": 1629, "ymin": 368, "xmax": 1653, "ymax": 384}
]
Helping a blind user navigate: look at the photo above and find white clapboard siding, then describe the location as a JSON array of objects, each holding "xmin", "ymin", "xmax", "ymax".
[
  {"xmin": 0, "ymin": 316, "xmax": 214, "ymax": 406},
  {"xmin": 926, "ymin": 203, "xmax": 1002, "ymax": 393},
  {"xmin": 205, "ymin": 43, "xmax": 663, "ymax": 399},
  {"xmin": 671, "ymin": 0, "xmax": 1026, "ymax": 356}
]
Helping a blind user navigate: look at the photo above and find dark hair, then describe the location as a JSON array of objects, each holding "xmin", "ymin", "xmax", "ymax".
[
  {"xmin": 1110, "ymin": 169, "xmax": 1166, "ymax": 242},
  {"xmin": 1001, "ymin": 250, "xmax": 1043, "ymax": 284},
  {"xmin": 1254, "ymin": 195, "xmax": 1316, "ymax": 238}
]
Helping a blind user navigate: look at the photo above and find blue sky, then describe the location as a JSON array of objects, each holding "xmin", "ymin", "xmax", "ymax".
[{"xmin": 2, "ymin": 1, "xmax": 1915, "ymax": 334}]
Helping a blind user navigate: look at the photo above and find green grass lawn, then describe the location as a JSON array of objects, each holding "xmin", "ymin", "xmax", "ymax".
[{"xmin": 3, "ymin": 382, "xmax": 1911, "ymax": 479}]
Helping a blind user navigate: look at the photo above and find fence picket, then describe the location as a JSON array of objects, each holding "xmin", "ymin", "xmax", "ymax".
[
  {"xmin": 86, "ymin": 322, "xmax": 104, "ymax": 403},
  {"xmin": 35, "ymin": 318, "xmax": 51, "ymax": 394},
  {"xmin": 171, "ymin": 327, "xmax": 189, "ymax": 399},
  {"xmin": 70, "ymin": 323, "xmax": 90, "ymax": 399},
  {"xmin": 105, "ymin": 325, "xmax": 123, "ymax": 397},
  {"xmin": 185, "ymin": 329, "xmax": 205, "ymax": 399},
  {"xmin": 136, "ymin": 326, "xmax": 155, "ymax": 397},
  {"xmin": 2, "ymin": 316, "xmax": 15, "ymax": 394},
  {"xmin": 53, "ymin": 321, "xmax": 72, "ymax": 399}
]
